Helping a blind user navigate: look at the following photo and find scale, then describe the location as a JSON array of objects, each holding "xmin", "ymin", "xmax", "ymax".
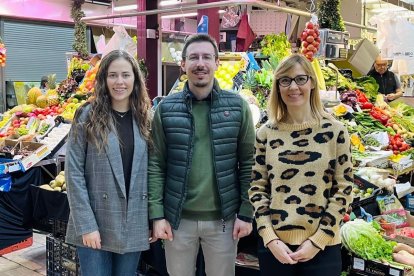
[{"xmin": 317, "ymin": 29, "xmax": 349, "ymax": 60}]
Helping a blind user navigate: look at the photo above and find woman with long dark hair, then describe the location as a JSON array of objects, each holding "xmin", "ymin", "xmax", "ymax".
[{"xmin": 65, "ymin": 50, "xmax": 152, "ymax": 276}]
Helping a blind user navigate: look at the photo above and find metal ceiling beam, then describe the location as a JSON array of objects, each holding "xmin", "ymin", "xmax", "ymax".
[{"xmin": 81, "ymin": 0, "xmax": 377, "ymax": 31}]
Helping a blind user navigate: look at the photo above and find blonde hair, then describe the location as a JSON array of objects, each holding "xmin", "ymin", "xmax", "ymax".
[{"xmin": 267, "ymin": 54, "xmax": 333, "ymax": 124}]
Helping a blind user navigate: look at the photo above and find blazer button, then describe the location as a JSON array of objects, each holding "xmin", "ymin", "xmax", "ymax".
[{"xmin": 103, "ymin": 193, "xmax": 108, "ymax": 199}]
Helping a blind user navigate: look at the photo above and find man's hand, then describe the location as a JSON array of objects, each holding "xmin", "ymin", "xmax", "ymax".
[
  {"xmin": 232, "ymin": 218, "xmax": 252, "ymax": 240},
  {"xmin": 289, "ymin": 240, "xmax": 320, "ymax": 262},
  {"xmin": 267, "ymin": 239, "xmax": 298, "ymax": 265},
  {"xmin": 153, "ymin": 219, "xmax": 173, "ymax": 241},
  {"xmin": 82, "ymin": 231, "xmax": 101, "ymax": 249},
  {"xmin": 386, "ymin": 91, "xmax": 402, "ymax": 101}
]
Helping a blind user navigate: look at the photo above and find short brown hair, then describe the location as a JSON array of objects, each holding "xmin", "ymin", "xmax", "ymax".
[{"xmin": 182, "ymin": 34, "xmax": 218, "ymax": 60}]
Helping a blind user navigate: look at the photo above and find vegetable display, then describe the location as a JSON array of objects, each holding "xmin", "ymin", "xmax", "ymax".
[{"xmin": 341, "ymin": 219, "xmax": 396, "ymax": 261}]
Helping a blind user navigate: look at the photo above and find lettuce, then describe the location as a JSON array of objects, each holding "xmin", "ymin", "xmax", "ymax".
[{"xmin": 341, "ymin": 219, "xmax": 396, "ymax": 261}]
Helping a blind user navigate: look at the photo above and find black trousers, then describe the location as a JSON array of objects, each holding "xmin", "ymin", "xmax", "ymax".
[{"xmin": 257, "ymin": 238, "xmax": 342, "ymax": 276}]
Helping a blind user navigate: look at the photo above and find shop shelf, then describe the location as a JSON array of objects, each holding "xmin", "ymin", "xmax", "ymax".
[
  {"xmin": 46, "ymin": 235, "xmax": 80, "ymax": 276},
  {"xmin": 0, "ymin": 236, "xmax": 33, "ymax": 255}
]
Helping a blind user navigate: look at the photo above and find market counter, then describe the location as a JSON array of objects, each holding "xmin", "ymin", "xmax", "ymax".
[{"xmin": 401, "ymin": 96, "xmax": 414, "ymax": 107}]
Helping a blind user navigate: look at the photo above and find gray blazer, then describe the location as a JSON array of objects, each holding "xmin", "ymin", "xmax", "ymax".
[{"xmin": 65, "ymin": 106, "xmax": 149, "ymax": 254}]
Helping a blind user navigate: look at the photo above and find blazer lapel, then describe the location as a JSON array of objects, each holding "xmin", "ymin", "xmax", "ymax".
[
  {"xmin": 105, "ymin": 131, "xmax": 126, "ymax": 198},
  {"xmin": 129, "ymin": 121, "xmax": 146, "ymax": 193}
]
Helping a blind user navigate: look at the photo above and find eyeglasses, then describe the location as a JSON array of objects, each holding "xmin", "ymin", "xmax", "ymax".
[
  {"xmin": 375, "ymin": 63, "xmax": 388, "ymax": 68},
  {"xmin": 277, "ymin": 75, "xmax": 310, "ymax": 87},
  {"xmin": 184, "ymin": 53, "xmax": 216, "ymax": 63}
]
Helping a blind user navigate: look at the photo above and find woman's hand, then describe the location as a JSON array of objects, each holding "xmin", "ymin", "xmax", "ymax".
[
  {"xmin": 267, "ymin": 239, "xmax": 298, "ymax": 265},
  {"xmin": 82, "ymin": 231, "xmax": 101, "ymax": 249},
  {"xmin": 289, "ymin": 240, "xmax": 320, "ymax": 262}
]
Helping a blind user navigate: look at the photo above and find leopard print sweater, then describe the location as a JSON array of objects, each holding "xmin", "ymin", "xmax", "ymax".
[{"xmin": 248, "ymin": 118, "xmax": 353, "ymax": 250}]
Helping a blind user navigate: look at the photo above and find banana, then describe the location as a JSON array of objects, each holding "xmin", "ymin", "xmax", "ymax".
[{"xmin": 312, "ymin": 58, "xmax": 326, "ymax": 91}]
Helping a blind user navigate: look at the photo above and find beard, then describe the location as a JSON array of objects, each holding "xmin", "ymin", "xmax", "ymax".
[{"xmin": 193, "ymin": 80, "xmax": 209, "ymax": 87}]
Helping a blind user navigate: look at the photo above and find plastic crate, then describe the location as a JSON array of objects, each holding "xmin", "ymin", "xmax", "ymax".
[
  {"xmin": 46, "ymin": 235, "xmax": 80, "ymax": 276},
  {"xmin": 0, "ymin": 236, "xmax": 33, "ymax": 256},
  {"xmin": 53, "ymin": 219, "xmax": 68, "ymax": 240}
]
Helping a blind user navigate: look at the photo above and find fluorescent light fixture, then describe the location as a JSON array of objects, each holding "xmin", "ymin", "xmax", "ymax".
[
  {"xmin": 363, "ymin": 0, "xmax": 381, "ymax": 3},
  {"xmin": 113, "ymin": 4, "xmax": 138, "ymax": 11},
  {"xmin": 370, "ymin": 6, "xmax": 407, "ymax": 13},
  {"xmin": 159, "ymin": 0, "xmax": 181, "ymax": 6},
  {"xmin": 161, "ymin": 12, "xmax": 198, "ymax": 19}
]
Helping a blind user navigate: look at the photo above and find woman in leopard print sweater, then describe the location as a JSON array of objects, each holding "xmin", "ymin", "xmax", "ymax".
[{"xmin": 249, "ymin": 54, "xmax": 353, "ymax": 276}]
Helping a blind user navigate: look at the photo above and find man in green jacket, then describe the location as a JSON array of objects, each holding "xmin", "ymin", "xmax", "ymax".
[{"xmin": 148, "ymin": 34, "xmax": 255, "ymax": 276}]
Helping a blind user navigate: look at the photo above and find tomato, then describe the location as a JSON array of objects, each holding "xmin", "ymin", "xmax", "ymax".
[
  {"xmin": 316, "ymin": 37, "xmax": 321, "ymax": 43},
  {"xmin": 312, "ymin": 41, "xmax": 320, "ymax": 47},
  {"xmin": 302, "ymin": 41, "xmax": 309, "ymax": 48},
  {"xmin": 307, "ymin": 29, "xmax": 315, "ymax": 36},
  {"xmin": 306, "ymin": 36, "xmax": 314, "ymax": 43},
  {"xmin": 306, "ymin": 22, "xmax": 314, "ymax": 29},
  {"xmin": 307, "ymin": 44, "xmax": 315, "ymax": 52},
  {"xmin": 343, "ymin": 213, "xmax": 350, "ymax": 222},
  {"xmin": 301, "ymin": 31, "xmax": 307, "ymax": 41}
]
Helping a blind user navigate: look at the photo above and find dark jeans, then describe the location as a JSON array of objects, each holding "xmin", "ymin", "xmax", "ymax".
[
  {"xmin": 77, "ymin": 246, "xmax": 141, "ymax": 276},
  {"xmin": 258, "ymin": 239, "xmax": 342, "ymax": 276}
]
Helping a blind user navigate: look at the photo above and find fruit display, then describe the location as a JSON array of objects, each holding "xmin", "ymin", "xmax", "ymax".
[
  {"xmin": 39, "ymin": 123, "xmax": 71, "ymax": 150},
  {"xmin": 0, "ymin": 39, "xmax": 6, "ymax": 67},
  {"xmin": 57, "ymin": 78, "xmax": 78, "ymax": 100},
  {"xmin": 26, "ymin": 87, "xmax": 43, "ymax": 105},
  {"xmin": 40, "ymin": 171, "xmax": 66, "ymax": 192},
  {"xmin": 300, "ymin": 21, "xmax": 321, "ymax": 61},
  {"xmin": 77, "ymin": 61, "xmax": 99, "ymax": 94},
  {"xmin": 67, "ymin": 56, "xmax": 89, "ymax": 79},
  {"xmin": 352, "ymin": 187, "xmax": 374, "ymax": 199},
  {"xmin": 214, "ymin": 61, "xmax": 240, "ymax": 90}
]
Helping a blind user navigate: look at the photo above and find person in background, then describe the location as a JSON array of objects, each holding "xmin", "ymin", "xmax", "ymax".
[
  {"xmin": 368, "ymin": 56, "xmax": 403, "ymax": 101},
  {"xmin": 65, "ymin": 50, "xmax": 152, "ymax": 276},
  {"xmin": 249, "ymin": 54, "xmax": 354, "ymax": 276},
  {"xmin": 148, "ymin": 34, "xmax": 255, "ymax": 276},
  {"xmin": 40, "ymin": 76, "xmax": 49, "ymax": 92}
]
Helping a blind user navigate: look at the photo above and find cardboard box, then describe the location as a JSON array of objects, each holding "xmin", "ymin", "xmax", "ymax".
[{"xmin": 1, "ymin": 139, "xmax": 50, "ymax": 171}]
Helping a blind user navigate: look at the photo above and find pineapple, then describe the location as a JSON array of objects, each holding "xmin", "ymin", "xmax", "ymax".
[
  {"xmin": 240, "ymin": 70, "xmax": 257, "ymax": 97},
  {"xmin": 240, "ymin": 70, "xmax": 259, "ymax": 107},
  {"xmin": 48, "ymin": 74, "xmax": 57, "ymax": 89},
  {"xmin": 46, "ymin": 74, "xmax": 58, "ymax": 97}
]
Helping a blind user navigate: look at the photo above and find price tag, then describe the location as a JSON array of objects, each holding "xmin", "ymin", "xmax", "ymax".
[
  {"xmin": 353, "ymin": 257, "xmax": 365, "ymax": 270},
  {"xmin": 355, "ymin": 104, "xmax": 362, "ymax": 112},
  {"xmin": 389, "ymin": 268, "xmax": 400, "ymax": 276}
]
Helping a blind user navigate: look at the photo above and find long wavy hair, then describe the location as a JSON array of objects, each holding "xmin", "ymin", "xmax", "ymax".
[
  {"xmin": 268, "ymin": 54, "xmax": 333, "ymax": 124},
  {"xmin": 73, "ymin": 50, "xmax": 152, "ymax": 153}
]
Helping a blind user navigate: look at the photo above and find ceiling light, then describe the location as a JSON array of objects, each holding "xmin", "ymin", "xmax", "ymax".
[
  {"xmin": 159, "ymin": 0, "xmax": 181, "ymax": 6},
  {"xmin": 370, "ymin": 6, "xmax": 407, "ymax": 13},
  {"xmin": 113, "ymin": 4, "xmax": 138, "ymax": 11},
  {"xmin": 161, "ymin": 12, "xmax": 198, "ymax": 19},
  {"xmin": 218, "ymin": 9, "xmax": 226, "ymax": 14}
]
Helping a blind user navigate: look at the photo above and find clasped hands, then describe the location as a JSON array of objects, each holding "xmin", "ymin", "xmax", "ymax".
[{"xmin": 267, "ymin": 239, "xmax": 320, "ymax": 264}]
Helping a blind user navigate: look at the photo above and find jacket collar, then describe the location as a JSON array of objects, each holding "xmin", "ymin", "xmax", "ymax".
[{"xmin": 183, "ymin": 79, "xmax": 221, "ymax": 103}]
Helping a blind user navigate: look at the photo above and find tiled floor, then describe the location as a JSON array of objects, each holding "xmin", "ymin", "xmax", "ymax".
[{"xmin": 0, "ymin": 231, "xmax": 47, "ymax": 275}]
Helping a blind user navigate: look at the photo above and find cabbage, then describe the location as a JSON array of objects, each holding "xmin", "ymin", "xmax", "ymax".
[{"xmin": 341, "ymin": 219, "xmax": 396, "ymax": 261}]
